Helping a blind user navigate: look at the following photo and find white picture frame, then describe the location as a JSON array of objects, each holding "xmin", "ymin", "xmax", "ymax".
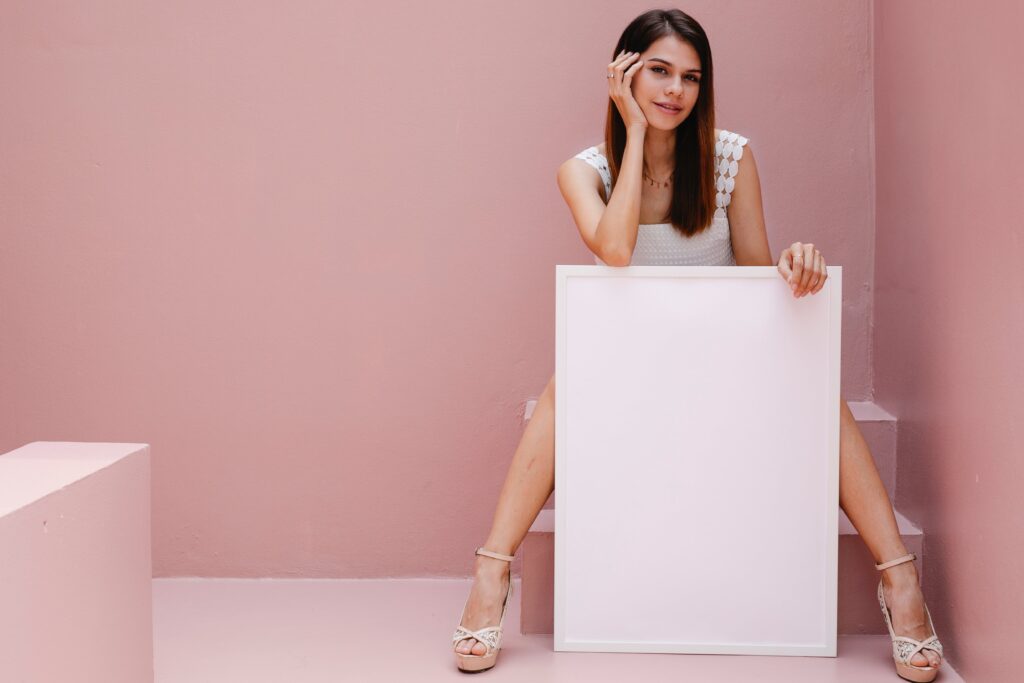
[{"xmin": 554, "ymin": 265, "xmax": 842, "ymax": 656}]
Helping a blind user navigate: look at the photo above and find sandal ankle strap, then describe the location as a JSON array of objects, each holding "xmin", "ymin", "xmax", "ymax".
[
  {"xmin": 875, "ymin": 552, "xmax": 916, "ymax": 571},
  {"xmin": 475, "ymin": 547, "xmax": 515, "ymax": 562}
]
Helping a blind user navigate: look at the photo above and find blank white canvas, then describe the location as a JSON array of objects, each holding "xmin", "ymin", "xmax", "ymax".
[{"xmin": 554, "ymin": 265, "xmax": 842, "ymax": 657}]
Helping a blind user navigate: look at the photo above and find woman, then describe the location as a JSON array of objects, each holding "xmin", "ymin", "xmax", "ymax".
[{"xmin": 452, "ymin": 9, "xmax": 944, "ymax": 681}]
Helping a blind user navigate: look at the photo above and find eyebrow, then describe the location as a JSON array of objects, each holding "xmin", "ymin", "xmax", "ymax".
[{"xmin": 646, "ymin": 57, "xmax": 701, "ymax": 73}]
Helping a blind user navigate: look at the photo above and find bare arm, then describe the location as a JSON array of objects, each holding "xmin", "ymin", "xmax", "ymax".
[
  {"xmin": 596, "ymin": 129, "xmax": 646, "ymax": 265},
  {"xmin": 726, "ymin": 143, "xmax": 774, "ymax": 266},
  {"xmin": 729, "ymin": 143, "xmax": 830, "ymax": 297},
  {"xmin": 556, "ymin": 127, "xmax": 647, "ymax": 266}
]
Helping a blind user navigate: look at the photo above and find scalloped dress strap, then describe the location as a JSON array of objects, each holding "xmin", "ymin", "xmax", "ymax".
[
  {"xmin": 714, "ymin": 130, "xmax": 750, "ymax": 220},
  {"xmin": 573, "ymin": 146, "xmax": 612, "ymax": 201}
]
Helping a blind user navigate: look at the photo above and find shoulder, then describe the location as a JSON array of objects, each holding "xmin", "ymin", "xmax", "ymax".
[
  {"xmin": 715, "ymin": 128, "xmax": 751, "ymax": 154},
  {"xmin": 560, "ymin": 146, "xmax": 605, "ymax": 182},
  {"xmin": 566, "ymin": 144, "xmax": 605, "ymax": 167},
  {"xmin": 561, "ymin": 145, "xmax": 609, "ymax": 180},
  {"xmin": 713, "ymin": 128, "xmax": 753, "ymax": 179},
  {"xmin": 726, "ymin": 129, "xmax": 759, "ymax": 192},
  {"xmin": 558, "ymin": 145, "xmax": 610, "ymax": 201}
]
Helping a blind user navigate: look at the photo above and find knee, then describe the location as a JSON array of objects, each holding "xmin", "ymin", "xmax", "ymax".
[
  {"xmin": 542, "ymin": 373, "xmax": 555, "ymax": 401},
  {"xmin": 839, "ymin": 396, "xmax": 854, "ymax": 423}
]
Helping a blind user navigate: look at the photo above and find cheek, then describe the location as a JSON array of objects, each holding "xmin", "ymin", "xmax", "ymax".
[{"xmin": 631, "ymin": 72, "xmax": 654, "ymax": 99}]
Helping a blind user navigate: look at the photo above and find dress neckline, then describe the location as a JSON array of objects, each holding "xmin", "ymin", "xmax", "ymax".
[
  {"xmin": 589, "ymin": 147, "xmax": 725, "ymax": 228},
  {"xmin": 591, "ymin": 147, "xmax": 670, "ymax": 227}
]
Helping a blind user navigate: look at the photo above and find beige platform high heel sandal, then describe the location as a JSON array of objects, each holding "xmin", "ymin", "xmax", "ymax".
[
  {"xmin": 452, "ymin": 547, "xmax": 515, "ymax": 673},
  {"xmin": 876, "ymin": 552, "xmax": 944, "ymax": 682}
]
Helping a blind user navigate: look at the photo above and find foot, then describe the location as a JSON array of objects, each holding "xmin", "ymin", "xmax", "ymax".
[
  {"xmin": 454, "ymin": 555, "xmax": 512, "ymax": 657},
  {"xmin": 881, "ymin": 561, "xmax": 943, "ymax": 669}
]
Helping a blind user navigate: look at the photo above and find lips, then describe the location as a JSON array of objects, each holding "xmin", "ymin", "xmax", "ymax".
[{"xmin": 654, "ymin": 102, "xmax": 682, "ymax": 113}]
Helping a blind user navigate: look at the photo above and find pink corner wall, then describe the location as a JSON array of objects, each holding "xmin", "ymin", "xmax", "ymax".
[
  {"xmin": 872, "ymin": 1, "xmax": 1023, "ymax": 680},
  {"xmin": 0, "ymin": 2, "xmax": 875, "ymax": 577}
]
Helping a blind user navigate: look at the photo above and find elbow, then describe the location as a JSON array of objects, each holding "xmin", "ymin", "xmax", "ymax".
[{"xmin": 601, "ymin": 245, "xmax": 632, "ymax": 267}]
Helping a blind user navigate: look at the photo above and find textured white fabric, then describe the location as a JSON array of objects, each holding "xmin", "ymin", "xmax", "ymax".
[{"xmin": 573, "ymin": 129, "xmax": 749, "ymax": 266}]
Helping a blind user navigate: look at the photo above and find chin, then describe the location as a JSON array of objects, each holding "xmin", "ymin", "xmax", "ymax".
[
  {"xmin": 647, "ymin": 115, "xmax": 689, "ymax": 132},
  {"xmin": 644, "ymin": 107, "xmax": 690, "ymax": 131}
]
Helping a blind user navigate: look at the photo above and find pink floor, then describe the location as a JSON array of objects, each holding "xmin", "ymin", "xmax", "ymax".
[{"xmin": 153, "ymin": 577, "xmax": 964, "ymax": 682}]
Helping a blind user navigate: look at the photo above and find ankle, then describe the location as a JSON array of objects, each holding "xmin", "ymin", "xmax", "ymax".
[
  {"xmin": 474, "ymin": 556, "xmax": 511, "ymax": 578},
  {"xmin": 880, "ymin": 561, "xmax": 919, "ymax": 589}
]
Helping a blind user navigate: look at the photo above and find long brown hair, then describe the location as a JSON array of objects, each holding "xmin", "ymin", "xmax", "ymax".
[{"xmin": 604, "ymin": 9, "xmax": 716, "ymax": 236}]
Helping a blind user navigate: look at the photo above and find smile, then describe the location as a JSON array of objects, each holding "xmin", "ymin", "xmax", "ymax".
[{"xmin": 655, "ymin": 103, "xmax": 681, "ymax": 114}]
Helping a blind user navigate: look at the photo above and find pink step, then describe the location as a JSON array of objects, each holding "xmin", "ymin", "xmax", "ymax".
[
  {"xmin": 0, "ymin": 441, "xmax": 154, "ymax": 682},
  {"xmin": 520, "ymin": 506, "xmax": 923, "ymax": 636}
]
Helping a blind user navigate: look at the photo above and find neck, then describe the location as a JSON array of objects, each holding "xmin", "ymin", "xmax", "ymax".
[{"xmin": 642, "ymin": 127, "xmax": 677, "ymax": 178}]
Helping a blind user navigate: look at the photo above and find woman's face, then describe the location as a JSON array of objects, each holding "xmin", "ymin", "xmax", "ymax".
[{"xmin": 631, "ymin": 35, "xmax": 702, "ymax": 129}]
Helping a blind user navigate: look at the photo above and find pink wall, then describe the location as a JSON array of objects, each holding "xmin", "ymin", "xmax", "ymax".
[
  {"xmin": 872, "ymin": 1, "xmax": 1023, "ymax": 680},
  {"xmin": 0, "ymin": 2, "xmax": 875, "ymax": 577}
]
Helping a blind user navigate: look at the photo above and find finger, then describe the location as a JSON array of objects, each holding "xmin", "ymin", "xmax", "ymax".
[
  {"xmin": 803, "ymin": 252, "xmax": 823, "ymax": 296},
  {"xmin": 800, "ymin": 251, "xmax": 818, "ymax": 297},
  {"xmin": 613, "ymin": 54, "xmax": 640, "ymax": 92},
  {"xmin": 608, "ymin": 52, "xmax": 630, "ymax": 80},
  {"xmin": 624, "ymin": 58, "xmax": 644, "ymax": 80},
  {"xmin": 812, "ymin": 255, "xmax": 827, "ymax": 293},
  {"xmin": 777, "ymin": 249, "xmax": 793, "ymax": 282},
  {"xmin": 798, "ymin": 244, "xmax": 816, "ymax": 294},
  {"xmin": 789, "ymin": 244, "xmax": 804, "ymax": 291},
  {"xmin": 794, "ymin": 244, "xmax": 811, "ymax": 295}
]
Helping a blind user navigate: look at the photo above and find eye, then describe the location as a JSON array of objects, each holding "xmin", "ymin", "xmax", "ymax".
[
  {"xmin": 652, "ymin": 66, "xmax": 667, "ymax": 74},
  {"xmin": 686, "ymin": 75, "xmax": 700, "ymax": 82}
]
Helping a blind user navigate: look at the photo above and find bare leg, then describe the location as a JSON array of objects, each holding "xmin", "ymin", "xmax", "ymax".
[
  {"xmin": 838, "ymin": 398, "xmax": 942, "ymax": 669},
  {"xmin": 455, "ymin": 388, "xmax": 942, "ymax": 666},
  {"xmin": 455, "ymin": 373, "xmax": 556, "ymax": 656}
]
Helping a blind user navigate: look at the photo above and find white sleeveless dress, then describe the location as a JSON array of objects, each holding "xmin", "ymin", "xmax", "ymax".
[{"xmin": 573, "ymin": 129, "xmax": 749, "ymax": 266}]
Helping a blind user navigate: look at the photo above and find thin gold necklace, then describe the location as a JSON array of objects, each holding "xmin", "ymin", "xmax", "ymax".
[{"xmin": 643, "ymin": 169, "xmax": 674, "ymax": 188}]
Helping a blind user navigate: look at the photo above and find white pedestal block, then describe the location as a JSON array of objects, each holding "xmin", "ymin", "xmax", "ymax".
[{"xmin": 0, "ymin": 442, "xmax": 153, "ymax": 682}]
